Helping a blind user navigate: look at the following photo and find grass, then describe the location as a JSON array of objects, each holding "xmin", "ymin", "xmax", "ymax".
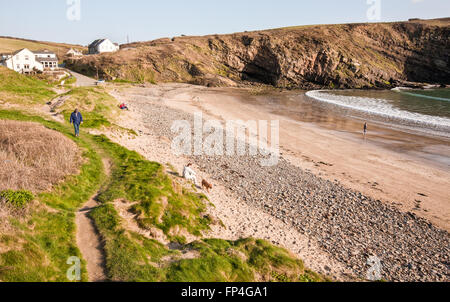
[
  {"xmin": 0, "ymin": 110, "xmax": 105, "ymax": 282},
  {"xmin": 110, "ymin": 78, "xmax": 139, "ymax": 84},
  {"xmin": 90, "ymin": 204, "xmax": 173, "ymax": 281},
  {"xmin": 120, "ymin": 65, "xmax": 157, "ymax": 84},
  {"xmin": 90, "ymin": 198, "xmax": 326, "ymax": 282},
  {"xmin": 60, "ymin": 75, "xmax": 77, "ymax": 87},
  {"xmin": 0, "ymin": 207, "xmax": 86, "ymax": 282},
  {"xmin": 0, "ymin": 37, "xmax": 65, "ymax": 53},
  {"xmin": 0, "ymin": 108, "xmax": 328, "ymax": 283},
  {"xmin": 58, "ymin": 87, "xmax": 118, "ymax": 128},
  {"xmin": 0, "ymin": 190, "xmax": 34, "ymax": 208},
  {"xmin": 166, "ymin": 238, "xmax": 325, "ymax": 282},
  {"xmin": 0, "ymin": 119, "xmax": 80, "ymax": 192},
  {"xmin": 93, "ymin": 135, "xmax": 211, "ymax": 243},
  {"xmin": 88, "ymin": 135, "xmax": 327, "ymax": 282},
  {"xmin": 0, "ymin": 37, "xmax": 86, "ymax": 61},
  {"xmin": 0, "ymin": 67, "xmax": 56, "ymax": 104}
]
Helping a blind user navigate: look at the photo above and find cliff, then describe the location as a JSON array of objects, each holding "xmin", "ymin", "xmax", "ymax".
[{"xmin": 65, "ymin": 18, "xmax": 450, "ymax": 89}]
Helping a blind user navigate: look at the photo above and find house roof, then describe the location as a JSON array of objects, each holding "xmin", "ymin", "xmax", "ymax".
[
  {"xmin": 67, "ymin": 48, "xmax": 82, "ymax": 53},
  {"xmin": 36, "ymin": 57, "xmax": 58, "ymax": 62},
  {"xmin": 88, "ymin": 39, "xmax": 107, "ymax": 48},
  {"xmin": 89, "ymin": 39, "xmax": 119, "ymax": 49},
  {"xmin": 5, "ymin": 48, "xmax": 38, "ymax": 56},
  {"xmin": 12, "ymin": 48, "xmax": 28, "ymax": 55}
]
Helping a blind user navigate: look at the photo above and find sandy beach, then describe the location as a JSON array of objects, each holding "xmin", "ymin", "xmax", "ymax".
[
  {"xmin": 102, "ymin": 83, "xmax": 449, "ymax": 282},
  {"xmin": 132, "ymin": 84, "xmax": 450, "ymax": 232}
]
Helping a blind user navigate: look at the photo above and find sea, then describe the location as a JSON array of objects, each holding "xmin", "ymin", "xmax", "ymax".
[{"xmin": 305, "ymin": 88, "xmax": 450, "ymax": 138}]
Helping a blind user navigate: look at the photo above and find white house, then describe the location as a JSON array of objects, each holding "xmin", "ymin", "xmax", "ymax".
[
  {"xmin": 66, "ymin": 48, "xmax": 83, "ymax": 57},
  {"xmin": 0, "ymin": 49, "xmax": 44, "ymax": 74},
  {"xmin": 33, "ymin": 50, "xmax": 59, "ymax": 70},
  {"xmin": 88, "ymin": 39, "xmax": 120, "ymax": 54}
]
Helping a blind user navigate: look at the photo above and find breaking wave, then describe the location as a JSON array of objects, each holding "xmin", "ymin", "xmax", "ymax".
[{"xmin": 305, "ymin": 90, "xmax": 450, "ymax": 137}]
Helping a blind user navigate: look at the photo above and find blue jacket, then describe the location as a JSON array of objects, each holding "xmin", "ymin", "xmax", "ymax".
[{"xmin": 70, "ymin": 112, "xmax": 83, "ymax": 125}]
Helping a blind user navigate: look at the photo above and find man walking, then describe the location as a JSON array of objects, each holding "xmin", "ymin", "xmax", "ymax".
[
  {"xmin": 70, "ymin": 109, "xmax": 83, "ymax": 137},
  {"xmin": 363, "ymin": 122, "xmax": 368, "ymax": 139}
]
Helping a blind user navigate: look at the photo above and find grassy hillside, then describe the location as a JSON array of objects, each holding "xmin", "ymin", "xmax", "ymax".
[
  {"xmin": 0, "ymin": 112, "xmax": 103, "ymax": 282},
  {"xmin": 0, "ymin": 67, "xmax": 56, "ymax": 104},
  {"xmin": 0, "ymin": 71, "xmax": 329, "ymax": 282},
  {"xmin": 0, "ymin": 37, "xmax": 85, "ymax": 59},
  {"xmin": 0, "ymin": 120, "xmax": 80, "ymax": 192},
  {"xmin": 58, "ymin": 87, "xmax": 119, "ymax": 128},
  {"xmin": 66, "ymin": 19, "xmax": 450, "ymax": 89},
  {"xmin": 0, "ymin": 111, "xmax": 327, "ymax": 282}
]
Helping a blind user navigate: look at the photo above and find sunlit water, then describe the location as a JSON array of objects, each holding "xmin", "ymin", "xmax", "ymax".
[{"xmin": 306, "ymin": 88, "xmax": 450, "ymax": 138}]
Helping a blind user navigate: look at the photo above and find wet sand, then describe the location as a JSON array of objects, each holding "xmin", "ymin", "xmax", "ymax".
[{"xmin": 131, "ymin": 84, "xmax": 450, "ymax": 232}]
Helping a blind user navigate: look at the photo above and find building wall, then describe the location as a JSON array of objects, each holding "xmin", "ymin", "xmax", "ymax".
[
  {"xmin": 99, "ymin": 40, "xmax": 118, "ymax": 53},
  {"xmin": 67, "ymin": 49, "xmax": 82, "ymax": 57},
  {"xmin": 1, "ymin": 56, "xmax": 13, "ymax": 69},
  {"xmin": 97, "ymin": 40, "xmax": 119, "ymax": 53},
  {"xmin": 8, "ymin": 49, "xmax": 43, "ymax": 73}
]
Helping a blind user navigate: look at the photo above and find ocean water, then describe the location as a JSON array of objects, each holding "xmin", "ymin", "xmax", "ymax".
[{"xmin": 306, "ymin": 88, "xmax": 450, "ymax": 138}]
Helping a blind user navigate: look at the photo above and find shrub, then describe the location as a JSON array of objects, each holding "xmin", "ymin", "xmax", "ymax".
[
  {"xmin": 0, "ymin": 190, "xmax": 34, "ymax": 208},
  {"xmin": 0, "ymin": 120, "xmax": 80, "ymax": 192}
]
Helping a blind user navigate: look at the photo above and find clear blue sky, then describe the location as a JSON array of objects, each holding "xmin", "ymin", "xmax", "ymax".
[{"xmin": 0, "ymin": 0, "xmax": 448, "ymax": 46}]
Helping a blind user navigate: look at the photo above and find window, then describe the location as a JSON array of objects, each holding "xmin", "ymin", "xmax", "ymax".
[
  {"xmin": 16, "ymin": 64, "xmax": 20, "ymax": 69},
  {"xmin": 24, "ymin": 64, "xmax": 30, "ymax": 69},
  {"xmin": 25, "ymin": 56, "xmax": 29, "ymax": 60}
]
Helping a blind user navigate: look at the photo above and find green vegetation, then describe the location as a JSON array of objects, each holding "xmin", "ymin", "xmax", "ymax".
[
  {"xmin": 86, "ymin": 135, "xmax": 327, "ymax": 282},
  {"xmin": 93, "ymin": 135, "xmax": 211, "ymax": 243},
  {"xmin": 0, "ymin": 110, "xmax": 105, "ymax": 282},
  {"xmin": 90, "ymin": 204, "xmax": 173, "ymax": 281},
  {"xmin": 0, "ymin": 80, "xmax": 327, "ymax": 282},
  {"xmin": 60, "ymin": 75, "xmax": 77, "ymax": 87},
  {"xmin": 110, "ymin": 78, "xmax": 137, "ymax": 84},
  {"xmin": 216, "ymin": 64, "xmax": 231, "ymax": 78},
  {"xmin": 166, "ymin": 238, "xmax": 325, "ymax": 282},
  {"xmin": 0, "ymin": 190, "xmax": 34, "ymax": 208},
  {"xmin": 0, "ymin": 206, "xmax": 86, "ymax": 282},
  {"xmin": 0, "ymin": 67, "xmax": 56, "ymax": 104},
  {"xmin": 0, "ymin": 37, "xmax": 85, "ymax": 59},
  {"xmin": 116, "ymin": 65, "xmax": 156, "ymax": 84},
  {"xmin": 59, "ymin": 87, "xmax": 118, "ymax": 128},
  {"xmin": 91, "ymin": 200, "xmax": 326, "ymax": 282}
]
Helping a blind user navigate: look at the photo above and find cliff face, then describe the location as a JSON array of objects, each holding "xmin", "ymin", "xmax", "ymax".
[{"xmin": 66, "ymin": 19, "xmax": 450, "ymax": 89}]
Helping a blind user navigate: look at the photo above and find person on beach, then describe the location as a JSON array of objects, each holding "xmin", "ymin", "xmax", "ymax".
[
  {"xmin": 119, "ymin": 103, "xmax": 129, "ymax": 110},
  {"xmin": 183, "ymin": 163, "xmax": 198, "ymax": 186},
  {"xmin": 70, "ymin": 109, "xmax": 83, "ymax": 137},
  {"xmin": 363, "ymin": 122, "xmax": 368, "ymax": 138}
]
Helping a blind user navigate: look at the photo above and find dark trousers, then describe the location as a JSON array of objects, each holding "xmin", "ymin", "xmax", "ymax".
[{"xmin": 74, "ymin": 123, "xmax": 80, "ymax": 136}]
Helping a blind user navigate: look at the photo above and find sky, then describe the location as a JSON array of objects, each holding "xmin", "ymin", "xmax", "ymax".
[{"xmin": 0, "ymin": 0, "xmax": 448, "ymax": 46}]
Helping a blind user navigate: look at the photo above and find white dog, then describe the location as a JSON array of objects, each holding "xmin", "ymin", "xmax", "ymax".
[{"xmin": 183, "ymin": 164, "xmax": 198, "ymax": 186}]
